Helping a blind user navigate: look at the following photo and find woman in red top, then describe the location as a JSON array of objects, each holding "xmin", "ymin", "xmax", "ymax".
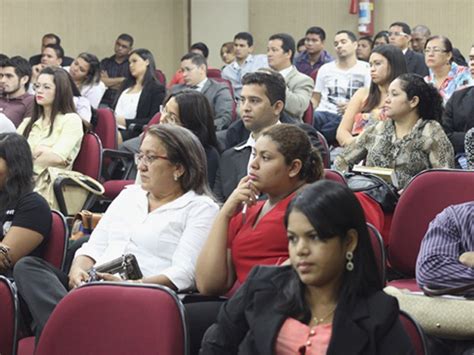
[{"xmin": 196, "ymin": 124, "xmax": 324, "ymax": 295}]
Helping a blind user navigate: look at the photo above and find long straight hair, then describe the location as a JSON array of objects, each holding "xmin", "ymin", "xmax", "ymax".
[{"xmin": 22, "ymin": 67, "xmax": 76, "ymax": 139}]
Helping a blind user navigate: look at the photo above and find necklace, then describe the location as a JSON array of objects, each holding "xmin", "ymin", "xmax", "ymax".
[{"xmin": 312, "ymin": 307, "xmax": 336, "ymax": 326}]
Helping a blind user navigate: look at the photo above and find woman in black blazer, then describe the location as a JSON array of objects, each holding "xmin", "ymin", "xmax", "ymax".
[
  {"xmin": 113, "ymin": 48, "xmax": 165, "ymax": 140},
  {"xmin": 201, "ymin": 180, "xmax": 413, "ymax": 354}
]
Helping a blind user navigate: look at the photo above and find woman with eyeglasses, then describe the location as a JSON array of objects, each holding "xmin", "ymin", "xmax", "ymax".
[
  {"xmin": 424, "ymin": 35, "xmax": 473, "ymax": 105},
  {"xmin": 17, "ymin": 66, "xmax": 84, "ymax": 177},
  {"xmin": 13, "ymin": 124, "xmax": 219, "ymax": 344}
]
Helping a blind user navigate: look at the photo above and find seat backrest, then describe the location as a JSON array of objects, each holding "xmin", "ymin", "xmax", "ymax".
[
  {"xmin": 324, "ymin": 169, "xmax": 346, "ymax": 185},
  {"xmin": 211, "ymin": 77, "xmax": 237, "ymax": 121},
  {"xmin": 42, "ymin": 210, "xmax": 68, "ymax": 271},
  {"xmin": 207, "ymin": 68, "xmax": 222, "ymax": 78},
  {"xmin": 303, "ymin": 102, "xmax": 313, "ymax": 125},
  {"xmin": 143, "ymin": 112, "xmax": 161, "ymax": 134},
  {"xmin": 399, "ymin": 310, "xmax": 428, "ymax": 355},
  {"xmin": 72, "ymin": 132, "xmax": 103, "ymax": 180},
  {"xmin": 367, "ymin": 223, "xmax": 386, "ymax": 286},
  {"xmin": 94, "ymin": 108, "xmax": 117, "ymax": 151},
  {"xmin": 0, "ymin": 276, "xmax": 17, "ymax": 355},
  {"xmin": 388, "ymin": 169, "xmax": 474, "ymax": 276},
  {"xmin": 155, "ymin": 69, "xmax": 167, "ymax": 86},
  {"xmin": 316, "ymin": 131, "xmax": 330, "ymax": 168},
  {"xmin": 35, "ymin": 282, "xmax": 189, "ymax": 355}
]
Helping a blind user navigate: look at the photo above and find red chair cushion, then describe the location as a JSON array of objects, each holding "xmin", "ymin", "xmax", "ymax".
[{"xmin": 103, "ymin": 180, "xmax": 135, "ymax": 200}]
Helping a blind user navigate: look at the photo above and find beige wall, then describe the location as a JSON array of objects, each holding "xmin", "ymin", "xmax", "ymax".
[
  {"xmin": 0, "ymin": 0, "xmax": 188, "ymax": 78},
  {"xmin": 249, "ymin": 0, "xmax": 474, "ymax": 58}
]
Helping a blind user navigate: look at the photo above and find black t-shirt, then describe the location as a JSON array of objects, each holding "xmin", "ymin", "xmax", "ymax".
[{"xmin": 1, "ymin": 192, "xmax": 51, "ymax": 258}]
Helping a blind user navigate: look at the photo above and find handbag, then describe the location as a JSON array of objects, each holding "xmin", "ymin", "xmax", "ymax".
[
  {"xmin": 384, "ymin": 286, "xmax": 474, "ymax": 339},
  {"xmin": 345, "ymin": 172, "xmax": 399, "ymax": 213},
  {"xmin": 88, "ymin": 254, "xmax": 143, "ymax": 281},
  {"xmin": 70, "ymin": 210, "xmax": 104, "ymax": 241},
  {"xmin": 35, "ymin": 167, "xmax": 105, "ymax": 215}
]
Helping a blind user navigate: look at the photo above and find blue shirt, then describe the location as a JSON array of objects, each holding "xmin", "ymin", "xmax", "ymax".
[{"xmin": 294, "ymin": 50, "xmax": 334, "ymax": 77}]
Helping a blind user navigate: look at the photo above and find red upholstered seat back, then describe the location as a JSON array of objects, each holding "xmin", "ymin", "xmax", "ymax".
[
  {"xmin": 324, "ymin": 169, "xmax": 346, "ymax": 185},
  {"xmin": 399, "ymin": 311, "xmax": 428, "ymax": 355},
  {"xmin": 367, "ymin": 223, "xmax": 386, "ymax": 286},
  {"xmin": 72, "ymin": 132, "xmax": 103, "ymax": 180},
  {"xmin": 35, "ymin": 283, "xmax": 188, "ymax": 355},
  {"xmin": 94, "ymin": 108, "xmax": 118, "ymax": 151},
  {"xmin": 0, "ymin": 276, "xmax": 17, "ymax": 355},
  {"xmin": 388, "ymin": 169, "xmax": 474, "ymax": 276},
  {"xmin": 42, "ymin": 210, "xmax": 68, "ymax": 270}
]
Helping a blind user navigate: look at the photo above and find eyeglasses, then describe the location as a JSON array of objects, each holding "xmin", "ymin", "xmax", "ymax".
[
  {"xmin": 160, "ymin": 105, "xmax": 180, "ymax": 124},
  {"xmin": 388, "ymin": 31, "xmax": 408, "ymax": 37},
  {"xmin": 424, "ymin": 47, "xmax": 448, "ymax": 54},
  {"xmin": 134, "ymin": 153, "xmax": 168, "ymax": 166}
]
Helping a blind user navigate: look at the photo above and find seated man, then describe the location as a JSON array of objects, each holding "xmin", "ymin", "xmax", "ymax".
[
  {"xmin": 171, "ymin": 52, "xmax": 233, "ymax": 130},
  {"xmin": 29, "ymin": 33, "xmax": 73, "ymax": 67},
  {"xmin": 267, "ymin": 33, "xmax": 313, "ymax": 120},
  {"xmin": 294, "ymin": 26, "xmax": 333, "ymax": 78},
  {"xmin": 168, "ymin": 42, "xmax": 212, "ymax": 88},
  {"xmin": 0, "ymin": 56, "xmax": 34, "ymax": 127},
  {"xmin": 29, "ymin": 43, "xmax": 65, "ymax": 89}
]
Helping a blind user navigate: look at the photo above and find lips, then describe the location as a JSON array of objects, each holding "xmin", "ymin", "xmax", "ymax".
[
  {"xmin": 296, "ymin": 261, "xmax": 314, "ymax": 273},
  {"xmin": 36, "ymin": 95, "xmax": 44, "ymax": 101}
]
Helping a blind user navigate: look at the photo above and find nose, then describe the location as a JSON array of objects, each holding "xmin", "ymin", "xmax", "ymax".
[
  {"xmin": 249, "ymin": 155, "xmax": 259, "ymax": 170},
  {"xmin": 241, "ymin": 99, "xmax": 250, "ymax": 112},
  {"xmin": 295, "ymin": 238, "xmax": 310, "ymax": 256}
]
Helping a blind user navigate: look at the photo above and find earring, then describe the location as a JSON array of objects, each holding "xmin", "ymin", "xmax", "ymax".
[
  {"xmin": 346, "ymin": 251, "xmax": 354, "ymax": 271},
  {"xmin": 173, "ymin": 174, "xmax": 179, "ymax": 181}
]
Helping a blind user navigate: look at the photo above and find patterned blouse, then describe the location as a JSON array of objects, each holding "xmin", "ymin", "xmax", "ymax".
[
  {"xmin": 334, "ymin": 119, "xmax": 455, "ymax": 189},
  {"xmin": 425, "ymin": 62, "xmax": 473, "ymax": 105}
]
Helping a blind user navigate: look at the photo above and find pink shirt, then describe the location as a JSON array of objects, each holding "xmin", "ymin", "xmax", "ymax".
[{"xmin": 275, "ymin": 318, "xmax": 332, "ymax": 355}]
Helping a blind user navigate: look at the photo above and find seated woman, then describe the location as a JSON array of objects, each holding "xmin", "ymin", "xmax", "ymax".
[
  {"xmin": 201, "ymin": 180, "xmax": 413, "ymax": 354},
  {"xmin": 196, "ymin": 124, "xmax": 324, "ymax": 296},
  {"xmin": 68, "ymin": 52, "xmax": 106, "ymax": 109},
  {"xmin": 113, "ymin": 48, "xmax": 166, "ymax": 140},
  {"xmin": 220, "ymin": 42, "xmax": 235, "ymax": 67},
  {"xmin": 424, "ymin": 35, "xmax": 473, "ymax": 105},
  {"xmin": 17, "ymin": 67, "xmax": 84, "ymax": 177},
  {"xmin": 0, "ymin": 133, "xmax": 51, "ymax": 277},
  {"xmin": 13, "ymin": 124, "xmax": 219, "ymax": 342},
  {"xmin": 337, "ymin": 44, "xmax": 407, "ymax": 147},
  {"xmin": 335, "ymin": 73, "xmax": 454, "ymax": 190}
]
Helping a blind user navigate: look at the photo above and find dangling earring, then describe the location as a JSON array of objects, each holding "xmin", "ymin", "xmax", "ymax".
[
  {"xmin": 173, "ymin": 174, "xmax": 179, "ymax": 181},
  {"xmin": 346, "ymin": 251, "xmax": 354, "ymax": 271}
]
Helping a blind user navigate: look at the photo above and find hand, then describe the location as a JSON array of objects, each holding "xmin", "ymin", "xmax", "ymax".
[
  {"xmin": 116, "ymin": 116, "xmax": 126, "ymax": 127},
  {"xmin": 0, "ymin": 244, "xmax": 12, "ymax": 271},
  {"xmin": 101, "ymin": 70, "xmax": 109, "ymax": 79},
  {"xmin": 222, "ymin": 176, "xmax": 260, "ymax": 218},
  {"xmin": 96, "ymin": 272, "xmax": 123, "ymax": 282},
  {"xmin": 336, "ymin": 102, "xmax": 348, "ymax": 115},
  {"xmin": 31, "ymin": 64, "xmax": 44, "ymax": 81},
  {"xmin": 459, "ymin": 252, "xmax": 474, "ymax": 267},
  {"xmin": 68, "ymin": 268, "xmax": 90, "ymax": 289}
]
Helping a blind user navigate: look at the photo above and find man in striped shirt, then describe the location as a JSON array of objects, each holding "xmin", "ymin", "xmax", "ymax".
[{"xmin": 416, "ymin": 201, "xmax": 474, "ymax": 292}]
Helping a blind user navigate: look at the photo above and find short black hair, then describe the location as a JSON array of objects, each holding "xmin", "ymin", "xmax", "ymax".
[
  {"xmin": 44, "ymin": 44, "xmax": 64, "ymax": 60},
  {"xmin": 117, "ymin": 33, "xmax": 134, "ymax": 47},
  {"xmin": 0, "ymin": 54, "xmax": 9, "ymax": 66},
  {"xmin": 242, "ymin": 70, "xmax": 286, "ymax": 105},
  {"xmin": 180, "ymin": 52, "xmax": 207, "ymax": 69},
  {"xmin": 269, "ymin": 33, "xmax": 296, "ymax": 62},
  {"xmin": 234, "ymin": 32, "xmax": 253, "ymax": 47},
  {"xmin": 389, "ymin": 22, "xmax": 411, "ymax": 35},
  {"xmin": 305, "ymin": 26, "xmax": 326, "ymax": 41},
  {"xmin": 43, "ymin": 33, "xmax": 61, "ymax": 46},
  {"xmin": 336, "ymin": 30, "xmax": 357, "ymax": 42},
  {"xmin": 1, "ymin": 56, "xmax": 32, "ymax": 90},
  {"xmin": 190, "ymin": 42, "xmax": 209, "ymax": 59}
]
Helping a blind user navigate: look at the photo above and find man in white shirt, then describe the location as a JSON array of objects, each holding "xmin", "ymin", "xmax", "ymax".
[
  {"xmin": 311, "ymin": 30, "xmax": 371, "ymax": 145},
  {"xmin": 222, "ymin": 32, "xmax": 268, "ymax": 100},
  {"xmin": 267, "ymin": 33, "xmax": 314, "ymax": 120}
]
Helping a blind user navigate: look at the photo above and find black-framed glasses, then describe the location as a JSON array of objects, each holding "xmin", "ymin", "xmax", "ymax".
[{"xmin": 134, "ymin": 153, "xmax": 169, "ymax": 166}]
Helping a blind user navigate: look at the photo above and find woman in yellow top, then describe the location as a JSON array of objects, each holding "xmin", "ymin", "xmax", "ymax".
[
  {"xmin": 336, "ymin": 45, "xmax": 407, "ymax": 147},
  {"xmin": 17, "ymin": 67, "xmax": 84, "ymax": 176}
]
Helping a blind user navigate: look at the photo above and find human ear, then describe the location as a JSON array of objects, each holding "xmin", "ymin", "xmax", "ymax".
[
  {"xmin": 288, "ymin": 159, "xmax": 303, "ymax": 178},
  {"xmin": 345, "ymin": 228, "xmax": 359, "ymax": 254},
  {"xmin": 409, "ymin": 95, "xmax": 420, "ymax": 109}
]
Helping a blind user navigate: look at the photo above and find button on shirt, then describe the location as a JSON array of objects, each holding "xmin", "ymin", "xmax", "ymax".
[
  {"xmin": 75, "ymin": 186, "xmax": 219, "ymax": 291},
  {"xmin": 222, "ymin": 54, "xmax": 268, "ymax": 99}
]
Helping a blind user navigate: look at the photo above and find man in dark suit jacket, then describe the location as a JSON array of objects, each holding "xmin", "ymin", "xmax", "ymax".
[
  {"xmin": 170, "ymin": 52, "xmax": 233, "ymax": 130},
  {"xmin": 213, "ymin": 70, "xmax": 323, "ymax": 202},
  {"xmin": 389, "ymin": 22, "xmax": 429, "ymax": 77}
]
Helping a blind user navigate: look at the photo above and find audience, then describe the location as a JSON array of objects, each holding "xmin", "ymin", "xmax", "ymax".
[
  {"xmin": 222, "ymin": 32, "xmax": 268, "ymax": 100},
  {"xmin": 267, "ymin": 33, "xmax": 313, "ymax": 120},
  {"xmin": 388, "ymin": 21, "xmax": 429, "ymax": 76},
  {"xmin": 13, "ymin": 124, "xmax": 219, "ymax": 344},
  {"xmin": 17, "ymin": 67, "xmax": 84, "ymax": 177},
  {"xmin": 411, "ymin": 25, "xmax": 431, "ymax": 53},
  {"xmin": 200, "ymin": 180, "xmax": 413, "ymax": 354},
  {"xmin": 0, "ymin": 56, "xmax": 34, "ymax": 127},
  {"xmin": 0, "ymin": 133, "xmax": 51, "ymax": 277},
  {"xmin": 29, "ymin": 33, "xmax": 73, "ymax": 67},
  {"xmin": 311, "ymin": 30, "xmax": 371, "ymax": 145},
  {"xmin": 337, "ymin": 44, "xmax": 407, "ymax": 147},
  {"xmin": 170, "ymin": 52, "xmax": 233, "ymax": 130},
  {"xmin": 356, "ymin": 36, "xmax": 373, "ymax": 62},
  {"xmin": 373, "ymin": 31, "xmax": 389, "ymax": 48},
  {"xmin": 294, "ymin": 26, "xmax": 333, "ymax": 78},
  {"xmin": 335, "ymin": 73, "xmax": 454, "ymax": 190},
  {"xmin": 112, "ymin": 48, "xmax": 165, "ymax": 140},
  {"xmin": 168, "ymin": 42, "xmax": 211, "ymax": 88},
  {"xmin": 424, "ymin": 35, "xmax": 472, "ymax": 105},
  {"xmin": 220, "ymin": 42, "xmax": 235, "ymax": 67},
  {"xmin": 30, "ymin": 44, "xmax": 65, "ymax": 89},
  {"xmin": 68, "ymin": 53, "xmax": 106, "ymax": 109},
  {"xmin": 100, "ymin": 33, "xmax": 134, "ymax": 107}
]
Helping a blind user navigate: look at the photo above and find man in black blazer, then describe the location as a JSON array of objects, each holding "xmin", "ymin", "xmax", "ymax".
[
  {"xmin": 213, "ymin": 70, "xmax": 323, "ymax": 202},
  {"xmin": 389, "ymin": 22, "xmax": 429, "ymax": 77},
  {"xmin": 170, "ymin": 52, "xmax": 233, "ymax": 130}
]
